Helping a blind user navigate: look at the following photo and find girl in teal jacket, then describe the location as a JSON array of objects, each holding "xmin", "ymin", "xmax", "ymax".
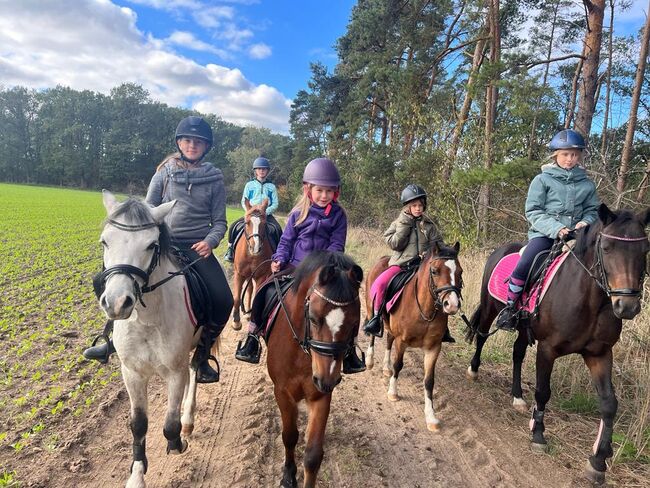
[{"xmin": 497, "ymin": 129, "xmax": 600, "ymax": 330}]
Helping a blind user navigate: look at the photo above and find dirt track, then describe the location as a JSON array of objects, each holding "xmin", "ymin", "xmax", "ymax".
[{"xmin": 15, "ymin": 316, "xmax": 607, "ymax": 488}]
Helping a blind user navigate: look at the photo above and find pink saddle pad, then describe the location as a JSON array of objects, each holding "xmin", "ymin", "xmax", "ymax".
[
  {"xmin": 487, "ymin": 251, "xmax": 569, "ymax": 311},
  {"xmin": 386, "ymin": 289, "xmax": 404, "ymax": 313}
]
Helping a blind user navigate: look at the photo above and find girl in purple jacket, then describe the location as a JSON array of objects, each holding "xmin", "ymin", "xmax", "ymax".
[{"xmin": 235, "ymin": 158, "xmax": 365, "ymax": 373}]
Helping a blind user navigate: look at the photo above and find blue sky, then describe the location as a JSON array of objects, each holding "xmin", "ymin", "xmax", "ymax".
[{"xmin": 0, "ymin": 0, "xmax": 646, "ymax": 134}]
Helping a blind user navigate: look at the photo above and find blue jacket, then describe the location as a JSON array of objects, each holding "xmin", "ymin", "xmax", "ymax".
[
  {"xmin": 241, "ymin": 179, "xmax": 278, "ymax": 215},
  {"xmin": 526, "ymin": 163, "xmax": 600, "ymax": 240},
  {"xmin": 272, "ymin": 203, "xmax": 347, "ymax": 267}
]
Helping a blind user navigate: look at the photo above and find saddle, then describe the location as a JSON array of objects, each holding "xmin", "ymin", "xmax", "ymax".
[
  {"xmin": 170, "ymin": 248, "xmax": 211, "ymax": 328},
  {"xmin": 259, "ymin": 274, "xmax": 294, "ymax": 342},
  {"xmin": 379, "ymin": 258, "xmax": 420, "ymax": 314}
]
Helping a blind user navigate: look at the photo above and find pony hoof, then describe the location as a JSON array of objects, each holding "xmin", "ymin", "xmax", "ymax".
[
  {"xmin": 387, "ymin": 393, "xmax": 399, "ymax": 402},
  {"xmin": 512, "ymin": 398, "xmax": 528, "ymax": 413},
  {"xmin": 365, "ymin": 361, "xmax": 374, "ymax": 370},
  {"xmin": 181, "ymin": 424, "xmax": 194, "ymax": 437},
  {"xmin": 530, "ymin": 442, "xmax": 548, "ymax": 454},
  {"xmin": 383, "ymin": 369, "xmax": 392, "ymax": 378},
  {"xmin": 427, "ymin": 422, "xmax": 441, "ymax": 432},
  {"xmin": 232, "ymin": 321, "xmax": 242, "ymax": 331},
  {"xmin": 466, "ymin": 366, "xmax": 478, "ymax": 381},
  {"xmin": 584, "ymin": 461, "xmax": 606, "ymax": 485}
]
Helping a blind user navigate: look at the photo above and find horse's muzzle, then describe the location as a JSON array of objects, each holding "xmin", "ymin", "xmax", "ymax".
[
  {"xmin": 442, "ymin": 292, "xmax": 461, "ymax": 315},
  {"xmin": 100, "ymin": 289, "xmax": 136, "ymax": 320},
  {"xmin": 312, "ymin": 375, "xmax": 341, "ymax": 394},
  {"xmin": 611, "ymin": 296, "xmax": 641, "ymax": 320}
]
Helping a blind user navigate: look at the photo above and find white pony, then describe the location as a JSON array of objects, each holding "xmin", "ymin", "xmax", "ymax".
[{"xmin": 98, "ymin": 191, "xmax": 200, "ymax": 488}]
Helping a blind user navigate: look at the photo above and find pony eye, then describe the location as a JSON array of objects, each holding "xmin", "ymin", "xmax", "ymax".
[
  {"xmin": 100, "ymin": 239, "xmax": 108, "ymax": 248},
  {"xmin": 147, "ymin": 242, "xmax": 158, "ymax": 250}
]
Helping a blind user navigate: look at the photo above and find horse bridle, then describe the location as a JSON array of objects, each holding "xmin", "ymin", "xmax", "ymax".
[
  {"xmin": 244, "ymin": 211, "xmax": 266, "ymax": 255},
  {"xmin": 414, "ymin": 254, "xmax": 463, "ymax": 322},
  {"xmin": 569, "ymin": 232, "xmax": 648, "ymax": 298},
  {"xmin": 276, "ymin": 278, "xmax": 359, "ymax": 359},
  {"xmin": 96, "ymin": 219, "xmax": 200, "ymax": 306}
]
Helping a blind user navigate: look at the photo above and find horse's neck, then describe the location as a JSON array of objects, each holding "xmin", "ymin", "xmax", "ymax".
[
  {"xmin": 413, "ymin": 264, "xmax": 436, "ymax": 310},
  {"xmin": 134, "ymin": 256, "xmax": 183, "ymax": 317}
]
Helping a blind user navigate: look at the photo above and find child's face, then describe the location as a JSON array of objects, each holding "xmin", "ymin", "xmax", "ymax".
[
  {"xmin": 555, "ymin": 149, "xmax": 582, "ymax": 169},
  {"xmin": 254, "ymin": 168, "xmax": 269, "ymax": 180},
  {"xmin": 409, "ymin": 200, "xmax": 424, "ymax": 217},
  {"xmin": 177, "ymin": 136, "xmax": 208, "ymax": 161},
  {"xmin": 310, "ymin": 185, "xmax": 336, "ymax": 207}
]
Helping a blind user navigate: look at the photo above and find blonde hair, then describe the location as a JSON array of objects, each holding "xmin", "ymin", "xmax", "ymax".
[
  {"xmin": 155, "ymin": 152, "xmax": 184, "ymax": 172},
  {"xmin": 292, "ymin": 184, "xmax": 344, "ymax": 226},
  {"xmin": 549, "ymin": 149, "xmax": 584, "ymax": 162}
]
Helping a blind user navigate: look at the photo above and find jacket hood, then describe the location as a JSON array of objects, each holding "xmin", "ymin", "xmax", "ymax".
[
  {"xmin": 165, "ymin": 158, "xmax": 222, "ymax": 184},
  {"xmin": 540, "ymin": 162, "xmax": 589, "ymax": 182}
]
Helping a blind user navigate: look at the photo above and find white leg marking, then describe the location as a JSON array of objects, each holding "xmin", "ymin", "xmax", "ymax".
[
  {"xmin": 466, "ymin": 365, "xmax": 478, "ymax": 379},
  {"xmin": 382, "ymin": 349, "xmax": 392, "ymax": 371},
  {"xmin": 325, "ymin": 307, "xmax": 345, "ymax": 338},
  {"xmin": 388, "ymin": 376, "xmax": 398, "ymax": 397},
  {"xmin": 126, "ymin": 461, "xmax": 146, "ymax": 488},
  {"xmin": 424, "ymin": 391, "xmax": 439, "ymax": 427},
  {"xmin": 365, "ymin": 344, "xmax": 375, "ymax": 368}
]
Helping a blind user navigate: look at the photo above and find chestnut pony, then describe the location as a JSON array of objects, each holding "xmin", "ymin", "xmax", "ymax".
[
  {"xmin": 231, "ymin": 198, "xmax": 273, "ymax": 330},
  {"xmin": 465, "ymin": 204, "xmax": 649, "ymax": 484},
  {"xmin": 266, "ymin": 251, "xmax": 363, "ymax": 488},
  {"xmin": 365, "ymin": 241, "xmax": 463, "ymax": 431}
]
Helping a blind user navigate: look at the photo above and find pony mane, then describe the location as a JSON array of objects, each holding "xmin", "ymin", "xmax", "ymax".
[
  {"xmin": 573, "ymin": 209, "xmax": 640, "ymax": 259},
  {"xmin": 421, "ymin": 241, "xmax": 458, "ymax": 268},
  {"xmin": 105, "ymin": 198, "xmax": 172, "ymax": 255},
  {"xmin": 292, "ymin": 251, "xmax": 360, "ymax": 303}
]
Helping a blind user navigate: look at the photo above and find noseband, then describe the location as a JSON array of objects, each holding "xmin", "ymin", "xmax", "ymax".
[
  {"xmin": 414, "ymin": 254, "xmax": 463, "ymax": 322},
  {"xmin": 595, "ymin": 232, "xmax": 648, "ymax": 298}
]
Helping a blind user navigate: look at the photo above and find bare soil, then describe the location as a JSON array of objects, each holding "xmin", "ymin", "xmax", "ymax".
[{"xmin": 7, "ymin": 317, "xmax": 623, "ymax": 488}]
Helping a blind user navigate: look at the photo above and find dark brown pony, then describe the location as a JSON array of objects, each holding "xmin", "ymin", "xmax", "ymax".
[
  {"xmin": 267, "ymin": 251, "xmax": 363, "ymax": 488},
  {"xmin": 365, "ymin": 242, "xmax": 463, "ymax": 431},
  {"xmin": 466, "ymin": 204, "xmax": 650, "ymax": 484},
  {"xmin": 231, "ymin": 198, "xmax": 273, "ymax": 330}
]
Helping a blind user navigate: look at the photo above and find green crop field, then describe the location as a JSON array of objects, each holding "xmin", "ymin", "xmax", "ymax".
[{"xmin": 0, "ymin": 183, "xmax": 243, "ymax": 475}]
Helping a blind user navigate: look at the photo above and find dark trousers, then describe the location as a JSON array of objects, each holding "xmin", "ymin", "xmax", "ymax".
[
  {"xmin": 179, "ymin": 247, "xmax": 234, "ymax": 327},
  {"xmin": 511, "ymin": 237, "xmax": 554, "ymax": 282}
]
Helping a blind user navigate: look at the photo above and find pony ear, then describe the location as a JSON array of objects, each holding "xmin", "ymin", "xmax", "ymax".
[
  {"xmin": 349, "ymin": 264, "xmax": 363, "ymax": 284},
  {"xmin": 318, "ymin": 265, "xmax": 337, "ymax": 286},
  {"xmin": 431, "ymin": 240, "xmax": 441, "ymax": 254},
  {"xmin": 244, "ymin": 198, "xmax": 251, "ymax": 211},
  {"xmin": 598, "ymin": 203, "xmax": 617, "ymax": 226},
  {"xmin": 453, "ymin": 241, "xmax": 460, "ymax": 253},
  {"xmin": 102, "ymin": 189, "xmax": 119, "ymax": 214},
  {"xmin": 150, "ymin": 201, "xmax": 176, "ymax": 223},
  {"xmin": 638, "ymin": 207, "xmax": 650, "ymax": 227},
  {"xmin": 260, "ymin": 198, "xmax": 269, "ymax": 211}
]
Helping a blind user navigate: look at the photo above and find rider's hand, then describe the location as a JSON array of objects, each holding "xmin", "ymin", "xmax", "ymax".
[
  {"xmin": 575, "ymin": 221, "xmax": 588, "ymax": 230},
  {"xmin": 191, "ymin": 240, "xmax": 213, "ymax": 258},
  {"xmin": 557, "ymin": 227, "xmax": 570, "ymax": 239},
  {"xmin": 271, "ymin": 261, "xmax": 282, "ymax": 273}
]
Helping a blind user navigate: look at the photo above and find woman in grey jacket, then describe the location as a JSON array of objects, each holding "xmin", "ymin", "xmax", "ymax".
[
  {"xmin": 84, "ymin": 116, "xmax": 234, "ymax": 384},
  {"xmin": 496, "ymin": 129, "xmax": 600, "ymax": 330}
]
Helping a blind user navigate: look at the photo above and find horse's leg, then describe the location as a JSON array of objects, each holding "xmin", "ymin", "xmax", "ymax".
[
  {"xmin": 303, "ymin": 396, "xmax": 332, "ymax": 488},
  {"xmin": 382, "ymin": 330, "xmax": 394, "ymax": 378},
  {"xmin": 275, "ymin": 389, "xmax": 299, "ymax": 488},
  {"xmin": 365, "ymin": 335, "xmax": 376, "ymax": 369},
  {"xmin": 530, "ymin": 345, "xmax": 557, "ymax": 453},
  {"xmin": 511, "ymin": 330, "xmax": 529, "ymax": 412},
  {"xmin": 164, "ymin": 369, "xmax": 189, "ymax": 455},
  {"xmin": 123, "ymin": 369, "xmax": 149, "ymax": 488},
  {"xmin": 423, "ymin": 342, "xmax": 442, "ymax": 431},
  {"xmin": 181, "ymin": 364, "xmax": 198, "ymax": 437},
  {"xmin": 467, "ymin": 306, "xmax": 493, "ymax": 380},
  {"xmin": 232, "ymin": 271, "xmax": 242, "ymax": 330},
  {"xmin": 583, "ymin": 349, "xmax": 617, "ymax": 485},
  {"xmin": 387, "ymin": 338, "xmax": 406, "ymax": 401}
]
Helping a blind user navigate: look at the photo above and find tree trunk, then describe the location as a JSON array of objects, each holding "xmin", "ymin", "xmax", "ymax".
[
  {"xmin": 574, "ymin": 0, "xmax": 606, "ymax": 140},
  {"xmin": 600, "ymin": 0, "xmax": 615, "ymax": 158},
  {"xmin": 565, "ymin": 45, "xmax": 585, "ymax": 128},
  {"xmin": 480, "ymin": 0, "xmax": 500, "ymax": 241},
  {"xmin": 446, "ymin": 36, "xmax": 487, "ymax": 181},
  {"xmin": 617, "ymin": 0, "xmax": 650, "ymax": 203}
]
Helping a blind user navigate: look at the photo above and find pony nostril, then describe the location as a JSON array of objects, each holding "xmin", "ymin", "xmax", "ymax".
[{"xmin": 122, "ymin": 296, "xmax": 134, "ymax": 311}]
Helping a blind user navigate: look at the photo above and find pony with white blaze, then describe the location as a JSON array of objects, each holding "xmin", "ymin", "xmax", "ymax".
[{"xmin": 98, "ymin": 191, "xmax": 203, "ymax": 488}]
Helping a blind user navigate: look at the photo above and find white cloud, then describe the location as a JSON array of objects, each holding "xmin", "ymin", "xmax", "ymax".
[
  {"xmin": 248, "ymin": 43, "xmax": 272, "ymax": 59},
  {"xmin": 0, "ymin": 0, "xmax": 290, "ymax": 133},
  {"xmin": 166, "ymin": 31, "xmax": 230, "ymax": 59},
  {"xmin": 193, "ymin": 5, "xmax": 235, "ymax": 28}
]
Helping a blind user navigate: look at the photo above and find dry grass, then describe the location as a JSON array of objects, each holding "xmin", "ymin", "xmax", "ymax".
[{"xmin": 346, "ymin": 228, "xmax": 650, "ymax": 483}]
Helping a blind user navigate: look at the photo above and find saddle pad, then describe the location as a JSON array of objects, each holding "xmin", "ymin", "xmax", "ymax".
[
  {"xmin": 384, "ymin": 266, "xmax": 418, "ymax": 313},
  {"xmin": 261, "ymin": 277, "xmax": 294, "ymax": 342},
  {"xmin": 488, "ymin": 251, "xmax": 570, "ymax": 311}
]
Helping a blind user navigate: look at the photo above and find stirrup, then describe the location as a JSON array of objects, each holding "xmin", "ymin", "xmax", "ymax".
[
  {"xmin": 235, "ymin": 335, "xmax": 262, "ymax": 364},
  {"xmin": 82, "ymin": 336, "xmax": 115, "ymax": 364},
  {"xmin": 342, "ymin": 346, "xmax": 366, "ymax": 374},
  {"xmin": 363, "ymin": 314, "xmax": 383, "ymax": 337},
  {"xmin": 196, "ymin": 355, "xmax": 220, "ymax": 383},
  {"xmin": 496, "ymin": 305, "xmax": 518, "ymax": 331}
]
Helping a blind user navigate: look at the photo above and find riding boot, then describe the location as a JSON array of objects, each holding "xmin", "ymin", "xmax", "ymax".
[
  {"xmin": 441, "ymin": 326, "xmax": 456, "ymax": 343},
  {"xmin": 235, "ymin": 333, "xmax": 262, "ymax": 364},
  {"xmin": 495, "ymin": 300, "xmax": 518, "ymax": 331},
  {"xmin": 82, "ymin": 338, "xmax": 116, "ymax": 364},
  {"xmin": 363, "ymin": 313, "xmax": 383, "ymax": 337},
  {"xmin": 194, "ymin": 325, "xmax": 221, "ymax": 384},
  {"xmin": 342, "ymin": 345, "xmax": 366, "ymax": 374},
  {"xmin": 223, "ymin": 245, "xmax": 234, "ymax": 263}
]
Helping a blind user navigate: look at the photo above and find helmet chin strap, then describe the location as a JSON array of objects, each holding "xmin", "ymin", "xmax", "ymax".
[{"xmin": 304, "ymin": 184, "xmax": 338, "ymax": 216}]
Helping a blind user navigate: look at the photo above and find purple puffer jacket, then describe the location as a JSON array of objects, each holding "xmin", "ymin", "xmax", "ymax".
[{"xmin": 272, "ymin": 202, "xmax": 347, "ymax": 267}]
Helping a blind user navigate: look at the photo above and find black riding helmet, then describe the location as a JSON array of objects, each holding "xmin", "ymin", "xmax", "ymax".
[
  {"xmin": 400, "ymin": 184, "xmax": 427, "ymax": 209},
  {"xmin": 175, "ymin": 116, "xmax": 213, "ymax": 162}
]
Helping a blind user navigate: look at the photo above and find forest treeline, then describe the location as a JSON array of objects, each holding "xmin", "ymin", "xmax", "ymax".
[{"xmin": 1, "ymin": 0, "xmax": 649, "ymax": 246}]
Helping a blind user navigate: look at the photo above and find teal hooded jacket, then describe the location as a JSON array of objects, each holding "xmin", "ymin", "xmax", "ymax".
[{"xmin": 525, "ymin": 163, "xmax": 600, "ymax": 240}]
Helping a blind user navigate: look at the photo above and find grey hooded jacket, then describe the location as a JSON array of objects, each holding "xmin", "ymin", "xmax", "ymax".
[
  {"xmin": 526, "ymin": 163, "xmax": 600, "ymax": 240},
  {"xmin": 146, "ymin": 158, "xmax": 227, "ymax": 249}
]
